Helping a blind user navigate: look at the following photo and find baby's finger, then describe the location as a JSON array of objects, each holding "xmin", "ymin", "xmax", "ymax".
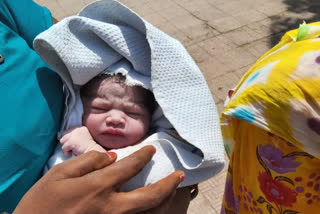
[
  {"xmin": 60, "ymin": 132, "xmax": 71, "ymax": 144},
  {"xmin": 61, "ymin": 143, "xmax": 73, "ymax": 156}
]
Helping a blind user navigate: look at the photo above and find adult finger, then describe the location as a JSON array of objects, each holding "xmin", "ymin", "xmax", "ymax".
[
  {"xmin": 102, "ymin": 145, "xmax": 156, "ymax": 186},
  {"xmin": 115, "ymin": 170, "xmax": 185, "ymax": 214},
  {"xmin": 51, "ymin": 151, "xmax": 117, "ymax": 179}
]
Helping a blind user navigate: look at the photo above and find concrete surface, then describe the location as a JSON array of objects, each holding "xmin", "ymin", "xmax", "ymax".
[{"xmin": 34, "ymin": 0, "xmax": 320, "ymax": 213}]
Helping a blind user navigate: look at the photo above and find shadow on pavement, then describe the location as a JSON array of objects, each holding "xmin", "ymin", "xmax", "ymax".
[{"xmin": 269, "ymin": 0, "xmax": 320, "ymax": 46}]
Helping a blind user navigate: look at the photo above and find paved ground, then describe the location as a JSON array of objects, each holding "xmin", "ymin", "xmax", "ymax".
[{"xmin": 34, "ymin": 0, "xmax": 320, "ymax": 213}]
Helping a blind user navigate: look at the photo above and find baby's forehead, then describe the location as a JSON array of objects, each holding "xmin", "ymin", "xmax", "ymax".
[{"xmin": 96, "ymin": 80, "xmax": 147, "ymax": 104}]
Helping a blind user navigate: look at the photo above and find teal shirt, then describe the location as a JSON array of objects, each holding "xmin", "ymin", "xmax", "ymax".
[{"xmin": 0, "ymin": 0, "xmax": 63, "ymax": 211}]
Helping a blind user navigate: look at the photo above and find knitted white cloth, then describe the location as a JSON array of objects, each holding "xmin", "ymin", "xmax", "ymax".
[{"xmin": 34, "ymin": 0, "xmax": 224, "ymax": 190}]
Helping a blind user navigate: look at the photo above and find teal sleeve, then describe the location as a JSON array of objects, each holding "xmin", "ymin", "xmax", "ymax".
[
  {"xmin": 0, "ymin": 0, "xmax": 52, "ymax": 47},
  {"xmin": 0, "ymin": 0, "xmax": 63, "ymax": 212}
]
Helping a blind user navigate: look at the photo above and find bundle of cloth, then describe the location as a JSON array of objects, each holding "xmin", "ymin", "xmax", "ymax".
[
  {"xmin": 34, "ymin": 0, "xmax": 224, "ymax": 190},
  {"xmin": 220, "ymin": 22, "xmax": 320, "ymax": 213}
]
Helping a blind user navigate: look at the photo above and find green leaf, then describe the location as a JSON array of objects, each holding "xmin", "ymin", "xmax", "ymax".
[
  {"xmin": 225, "ymin": 144, "xmax": 231, "ymax": 156},
  {"xmin": 296, "ymin": 21, "xmax": 310, "ymax": 41}
]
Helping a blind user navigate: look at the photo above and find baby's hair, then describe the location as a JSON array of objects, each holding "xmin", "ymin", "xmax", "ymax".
[{"xmin": 81, "ymin": 73, "xmax": 156, "ymax": 113}]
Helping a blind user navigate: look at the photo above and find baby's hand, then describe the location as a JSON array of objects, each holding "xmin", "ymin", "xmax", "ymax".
[{"xmin": 60, "ymin": 126, "xmax": 106, "ymax": 156}]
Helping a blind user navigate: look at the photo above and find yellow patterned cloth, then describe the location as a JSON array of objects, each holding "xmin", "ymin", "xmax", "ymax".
[{"xmin": 221, "ymin": 22, "xmax": 320, "ymax": 214}]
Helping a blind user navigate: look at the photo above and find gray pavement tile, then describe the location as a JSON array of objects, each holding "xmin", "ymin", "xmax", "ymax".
[
  {"xmin": 188, "ymin": 190, "xmax": 219, "ymax": 214},
  {"xmin": 208, "ymin": 16, "xmax": 244, "ymax": 33},
  {"xmin": 56, "ymin": 0, "xmax": 84, "ymax": 15},
  {"xmin": 247, "ymin": 19, "xmax": 274, "ymax": 38},
  {"xmin": 214, "ymin": 0, "xmax": 255, "ymax": 15},
  {"xmin": 215, "ymin": 101, "xmax": 225, "ymax": 115},
  {"xmin": 210, "ymin": 46, "xmax": 257, "ymax": 72},
  {"xmin": 156, "ymin": 22, "xmax": 189, "ymax": 43},
  {"xmin": 235, "ymin": 64, "xmax": 255, "ymax": 79},
  {"xmin": 191, "ymin": 6, "xmax": 227, "ymax": 23},
  {"xmin": 175, "ymin": 0, "xmax": 228, "ymax": 21},
  {"xmin": 243, "ymin": 38, "xmax": 271, "ymax": 59},
  {"xmin": 207, "ymin": 71, "xmax": 240, "ymax": 102},
  {"xmin": 279, "ymin": 10, "xmax": 316, "ymax": 21},
  {"xmin": 256, "ymin": 1, "xmax": 288, "ymax": 17},
  {"xmin": 198, "ymin": 35, "xmax": 237, "ymax": 56},
  {"xmin": 143, "ymin": 12, "xmax": 168, "ymax": 28},
  {"xmin": 158, "ymin": 4, "xmax": 190, "ymax": 20},
  {"xmin": 146, "ymin": 0, "xmax": 177, "ymax": 12},
  {"xmin": 127, "ymin": 4, "xmax": 155, "ymax": 17},
  {"xmin": 170, "ymin": 14, "xmax": 219, "ymax": 42},
  {"xmin": 117, "ymin": 0, "xmax": 141, "ymax": 8},
  {"xmin": 224, "ymin": 25, "xmax": 266, "ymax": 46},
  {"xmin": 232, "ymin": 9, "xmax": 268, "ymax": 26},
  {"xmin": 186, "ymin": 44, "xmax": 211, "ymax": 64},
  {"xmin": 199, "ymin": 57, "xmax": 233, "ymax": 84}
]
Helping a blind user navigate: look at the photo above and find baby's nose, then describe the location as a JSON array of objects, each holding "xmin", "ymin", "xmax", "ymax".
[{"xmin": 105, "ymin": 110, "xmax": 125, "ymax": 128}]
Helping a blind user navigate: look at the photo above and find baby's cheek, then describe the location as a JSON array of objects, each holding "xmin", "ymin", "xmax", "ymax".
[{"xmin": 130, "ymin": 120, "xmax": 148, "ymax": 137}]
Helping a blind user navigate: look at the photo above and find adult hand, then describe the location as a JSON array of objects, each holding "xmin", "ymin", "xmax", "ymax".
[{"xmin": 13, "ymin": 146, "xmax": 184, "ymax": 214}]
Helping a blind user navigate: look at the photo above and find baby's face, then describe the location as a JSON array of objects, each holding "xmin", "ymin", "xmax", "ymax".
[{"xmin": 82, "ymin": 80, "xmax": 151, "ymax": 149}]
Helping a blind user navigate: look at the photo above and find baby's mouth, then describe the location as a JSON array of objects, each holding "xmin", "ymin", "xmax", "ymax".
[{"xmin": 102, "ymin": 128, "xmax": 125, "ymax": 136}]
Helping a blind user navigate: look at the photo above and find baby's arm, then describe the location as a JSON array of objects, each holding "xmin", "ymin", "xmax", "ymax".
[{"xmin": 60, "ymin": 126, "xmax": 106, "ymax": 156}]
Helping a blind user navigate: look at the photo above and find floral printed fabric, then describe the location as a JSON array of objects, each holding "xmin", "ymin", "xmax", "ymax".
[{"xmin": 221, "ymin": 22, "xmax": 320, "ymax": 214}]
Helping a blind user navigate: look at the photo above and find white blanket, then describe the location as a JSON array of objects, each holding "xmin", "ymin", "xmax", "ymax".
[{"xmin": 34, "ymin": 0, "xmax": 224, "ymax": 190}]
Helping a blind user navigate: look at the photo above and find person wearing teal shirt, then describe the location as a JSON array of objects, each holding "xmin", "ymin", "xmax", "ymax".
[
  {"xmin": 0, "ymin": 0, "xmax": 63, "ymax": 211},
  {"xmin": 0, "ymin": 0, "xmax": 186, "ymax": 213}
]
